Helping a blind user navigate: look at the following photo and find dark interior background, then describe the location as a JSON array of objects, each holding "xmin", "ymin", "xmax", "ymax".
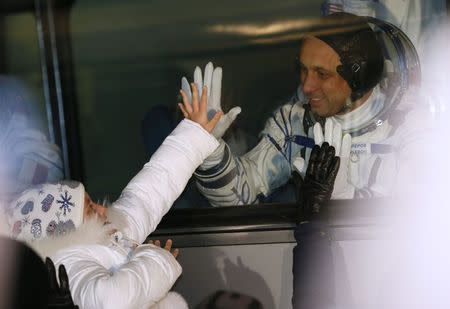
[{"xmin": 1, "ymin": 0, "xmax": 448, "ymax": 205}]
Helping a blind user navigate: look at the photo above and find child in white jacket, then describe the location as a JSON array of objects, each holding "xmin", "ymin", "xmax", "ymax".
[{"xmin": 3, "ymin": 83, "xmax": 221, "ymax": 309}]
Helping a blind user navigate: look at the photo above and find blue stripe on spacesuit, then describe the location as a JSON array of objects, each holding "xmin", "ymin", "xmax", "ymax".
[
  {"xmin": 291, "ymin": 135, "xmax": 316, "ymax": 149},
  {"xmin": 197, "ymin": 167, "xmax": 238, "ymax": 189},
  {"xmin": 196, "ymin": 144, "xmax": 231, "ymax": 177},
  {"xmin": 280, "ymin": 107, "xmax": 290, "ymax": 136},
  {"xmin": 370, "ymin": 143, "xmax": 393, "ymax": 154},
  {"xmin": 266, "ymin": 134, "xmax": 289, "ymax": 162},
  {"xmin": 270, "ymin": 108, "xmax": 289, "ymax": 137},
  {"xmin": 270, "ymin": 106, "xmax": 298, "ymax": 163},
  {"xmin": 287, "ymin": 107, "xmax": 295, "ymax": 162},
  {"xmin": 368, "ymin": 157, "xmax": 382, "ymax": 187},
  {"xmin": 287, "ymin": 135, "xmax": 394, "ymax": 155},
  {"xmin": 268, "ymin": 109, "xmax": 290, "ymax": 162}
]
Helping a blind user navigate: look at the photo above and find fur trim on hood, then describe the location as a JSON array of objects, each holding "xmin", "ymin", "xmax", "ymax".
[{"xmin": 28, "ymin": 217, "xmax": 112, "ymax": 259}]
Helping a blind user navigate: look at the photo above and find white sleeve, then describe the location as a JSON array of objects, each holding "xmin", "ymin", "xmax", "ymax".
[
  {"xmin": 112, "ymin": 119, "xmax": 219, "ymax": 243},
  {"xmin": 53, "ymin": 244, "xmax": 181, "ymax": 309}
]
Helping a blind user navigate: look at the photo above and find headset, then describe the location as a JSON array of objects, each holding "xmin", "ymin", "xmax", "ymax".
[{"xmin": 300, "ymin": 15, "xmax": 421, "ymax": 137}]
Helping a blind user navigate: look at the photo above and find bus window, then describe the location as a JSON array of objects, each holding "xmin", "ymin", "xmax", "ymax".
[
  {"xmin": 70, "ymin": 0, "xmax": 322, "ymax": 204},
  {"xmin": 2, "ymin": 12, "xmax": 48, "ymax": 136},
  {"xmin": 68, "ymin": 0, "xmax": 446, "ymax": 210}
]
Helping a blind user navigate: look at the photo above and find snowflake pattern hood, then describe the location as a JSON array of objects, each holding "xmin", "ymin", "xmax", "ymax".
[{"xmin": 6, "ymin": 181, "xmax": 85, "ymax": 242}]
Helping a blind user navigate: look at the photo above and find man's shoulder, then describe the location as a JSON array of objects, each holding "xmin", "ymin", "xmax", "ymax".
[
  {"xmin": 270, "ymin": 100, "xmax": 307, "ymax": 119},
  {"xmin": 260, "ymin": 100, "xmax": 309, "ymax": 137}
]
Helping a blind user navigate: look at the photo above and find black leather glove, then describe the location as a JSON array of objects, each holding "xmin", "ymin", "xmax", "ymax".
[
  {"xmin": 293, "ymin": 142, "xmax": 340, "ymax": 217},
  {"xmin": 46, "ymin": 257, "xmax": 79, "ymax": 309}
]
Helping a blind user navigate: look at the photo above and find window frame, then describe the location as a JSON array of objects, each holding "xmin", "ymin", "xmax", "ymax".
[
  {"xmin": 150, "ymin": 198, "xmax": 391, "ymax": 246},
  {"xmin": 1, "ymin": 0, "xmax": 83, "ymax": 180},
  {"xmin": 5, "ymin": 0, "xmax": 446, "ymax": 245}
]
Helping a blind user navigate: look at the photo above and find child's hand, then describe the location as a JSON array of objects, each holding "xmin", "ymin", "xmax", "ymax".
[
  {"xmin": 147, "ymin": 239, "xmax": 179, "ymax": 258},
  {"xmin": 178, "ymin": 83, "xmax": 222, "ymax": 134}
]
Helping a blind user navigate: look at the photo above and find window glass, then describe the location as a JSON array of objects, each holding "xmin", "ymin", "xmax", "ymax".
[
  {"xmin": 71, "ymin": 0, "xmax": 322, "ymax": 203},
  {"xmin": 3, "ymin": 13, "xmax": 49, "ymax": 136},
  {"xmin": 1, "ymin": 11, "xmax": 65, "ymax": 195},
  {"xmin": 69, "ymin": 0, "xmax": 447, "ymax": 207}
]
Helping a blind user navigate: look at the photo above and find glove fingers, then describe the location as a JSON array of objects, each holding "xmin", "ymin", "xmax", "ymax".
[
  {"xmin": 181, "ymin": 77, "xmax": 192, "ymax": 103},
  {"xmin": 46, "ymin": 257, "xmax": 58, "ymax": 292},
  {"xmin": 328, "ymin": 156, "xmax": 341, "ymax": 182},
  {"xmin": 194, "ymin": 66, "xmax": 203, "ymax": 98},
  {"xmin": 307, "ymin": 144, "xmax": 321, "ymax": 178},
  {"xmin": 211, "ymin": 67, "xmax": 222, "ymax": 111},
  {"xmin": 225, "ymin": 106, "xmax": 241, "ymax": 122},
  {"xmin": 341, "ymin": 133, "xmax": 352, "ymax": 158},
  {"xmin": 324, "ymin": 118, "xmax": 333, "ymax": 145},
  {"xmin": 291, "ymin": 160, "xmax": 304, "ymax": 206},
  {"xmin": 58, "ymin": 264, "xmax": 70, "ymax": 293},
  {"xmin": 319, "ymin": 145, "xmax": 335, "ymax": 180},
  {"xmin": 292, "ymin": 157, "xmax": 305, "ymax": 174},
  {"xmin": 316, "ymin": 142, "xmax": 330, "ymax": 178},
  {"xmin": 204, "ymin": 62, "xmax": 213, "ymax": 98},
  {"xmin": 292, "ymin": 170, "xmax": 304, "ymax": 189},
  {"xmin": 313, "ymin": 122, "xmax": 324, "ymax": 146},
  {"xmin": 332, "ymin": 122, "xmax": 342, "ymax": 154}
]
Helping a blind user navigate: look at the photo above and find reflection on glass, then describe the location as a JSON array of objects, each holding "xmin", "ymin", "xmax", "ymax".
[
  {"xmin": 71, "ymin": 0, "xmax": 320, "ymax": 205},
  {"xmin": 68, "ymin": 0, "xmax": 444, "ymax": 209},
  {"xmin": 0, "ymin": 13, "xmax": 63, "ymax": 196}
]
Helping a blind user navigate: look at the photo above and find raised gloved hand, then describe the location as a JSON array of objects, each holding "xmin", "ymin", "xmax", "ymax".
[
  {"xmin": 181, "ymin": 62, "xmax": 241, "ymax": 139},
  {"xmin": 46, "ymin": 257, "xmax": 79, "ymax": 308},
  {"xmin": 313, "ymin": 118, "xmax": 354, "ymax": 199},
  {"xmin": 292, "ymin": 143, "xmax": 340, "ymax": 217}
]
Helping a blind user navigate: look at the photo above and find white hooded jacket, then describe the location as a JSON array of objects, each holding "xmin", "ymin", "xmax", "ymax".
[{"xmin": 2, "ymin": 119, "xmax": 219, "ymax": 309}]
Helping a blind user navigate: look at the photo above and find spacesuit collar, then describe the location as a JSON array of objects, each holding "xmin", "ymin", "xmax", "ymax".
[{"xmin": 333, "ymin": 85, "xmax": 384, "ymax": 131}]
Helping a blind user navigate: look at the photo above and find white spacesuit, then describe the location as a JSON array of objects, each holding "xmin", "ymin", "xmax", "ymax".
[{"xmin": 180, "ymin": 13, "xmax": 434, "ymax": 307}]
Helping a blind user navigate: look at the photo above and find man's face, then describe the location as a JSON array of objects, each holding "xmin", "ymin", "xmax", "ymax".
[{"xmin": 298, "ymin": 36, "xmax": 352, "ymax": 117}]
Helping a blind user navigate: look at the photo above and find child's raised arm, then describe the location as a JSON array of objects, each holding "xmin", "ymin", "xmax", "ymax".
[{"xmin": 178, "ymin": 83, "xmax": 222, "ymax": 133}]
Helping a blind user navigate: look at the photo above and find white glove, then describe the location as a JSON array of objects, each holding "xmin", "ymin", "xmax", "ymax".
[
  {"xmin": 292, "ymin": 157, "xmax": 305, "ymax": 174},
  {"xmin": 313, "ymin": 118, "xmax": 354, "ymax": 199},
  {"xmin": 181, "ymin": 62, "xmax": 241, "ymax": 139}
]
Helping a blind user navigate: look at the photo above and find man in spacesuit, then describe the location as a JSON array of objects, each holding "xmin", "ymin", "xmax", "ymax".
[
  {"xmin": 181, "ymin": 12, "xmax": 428, "ymax": 308},
  {"xmin": 183, "ymin": 12, "xmax": 424, "ymax": 207}
]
